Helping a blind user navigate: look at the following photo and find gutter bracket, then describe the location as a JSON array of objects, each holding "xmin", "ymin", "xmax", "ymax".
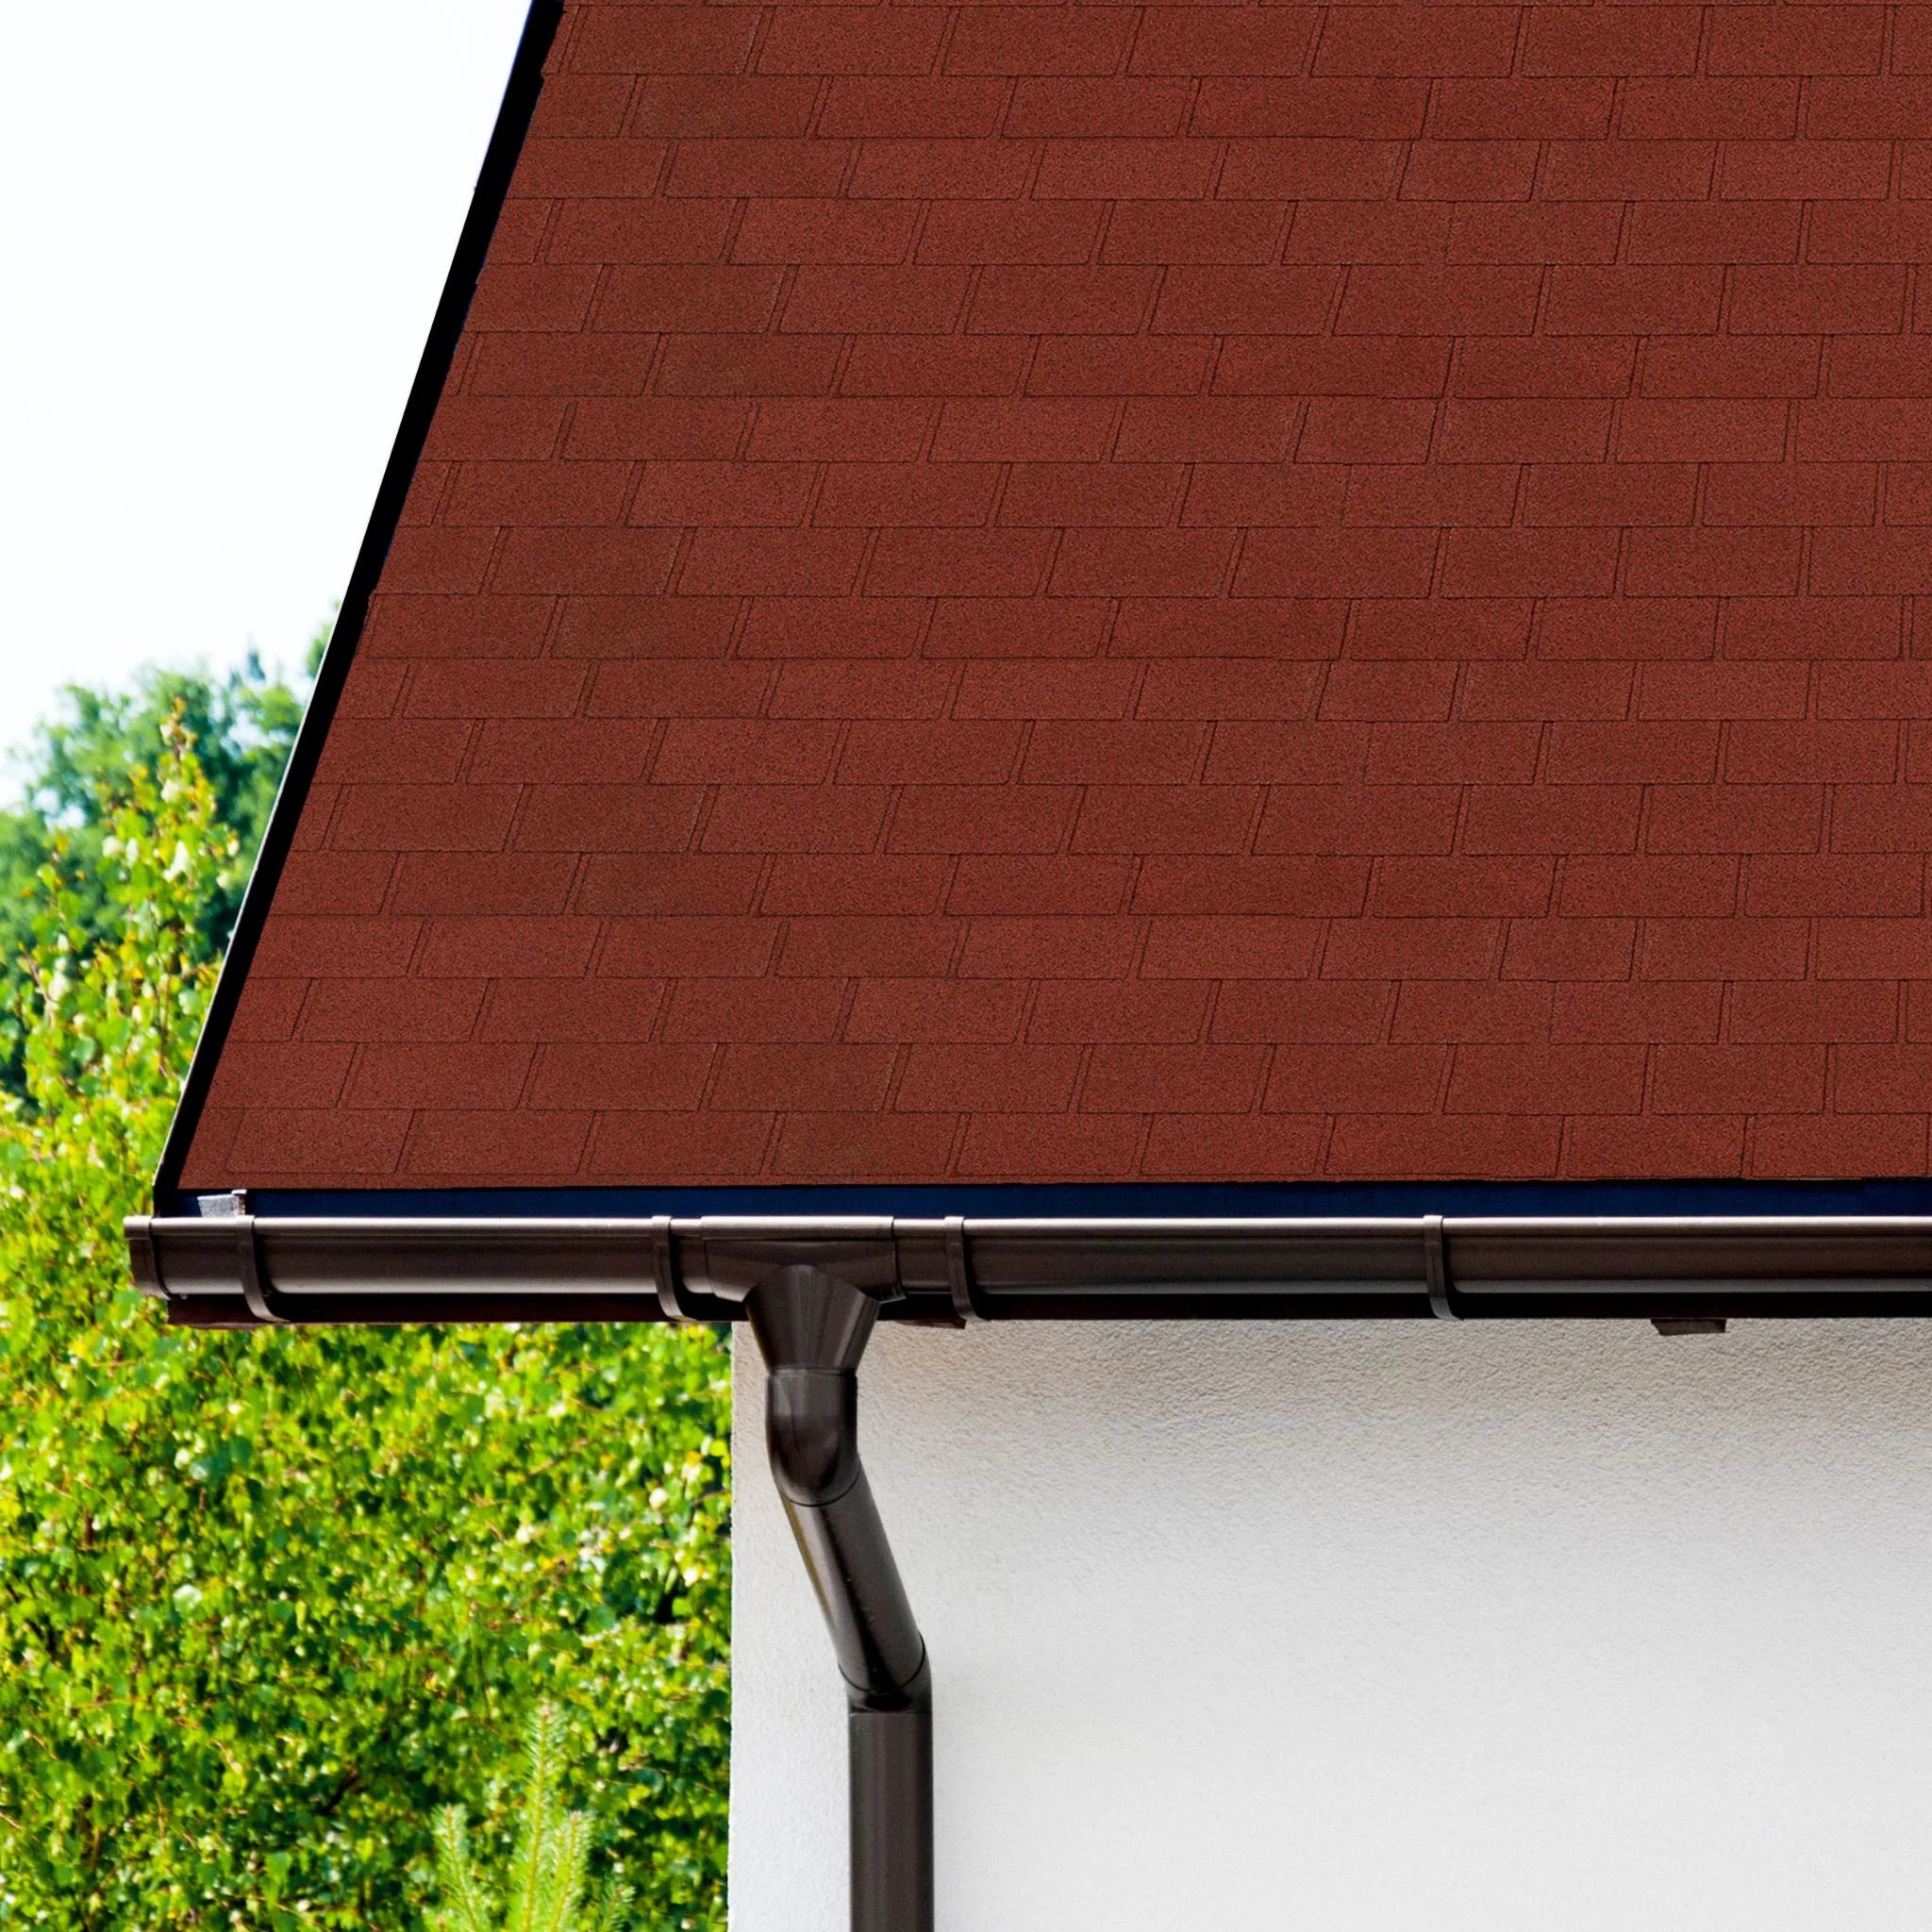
[
  {"xmin": 650, "ymin": 1215, "xmax": 708, "ymax": 1324},
  {"xmin": 234, "ymin": 1216, "xmax": 292, "ymax": 1327},
  {"xmin": 203, "ymin": 1194, "xmax": 291, "ymax": 1326},
  {"xmin": 945, "ymin": 1215, "xmax": 985, "ymax": 1325},
  {"xmin": 1424, "ymin": 1213, "xmax": 1459, "ymax": 1322}
]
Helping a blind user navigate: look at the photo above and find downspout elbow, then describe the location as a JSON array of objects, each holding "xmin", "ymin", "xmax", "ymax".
[
  {"xmin": 766, "ymin": 1366, "xmax": 864, "ymax": 1510},
  {"xmin": 749, "ymin": 1267, "xmax": 931, "ymax": 1714}
]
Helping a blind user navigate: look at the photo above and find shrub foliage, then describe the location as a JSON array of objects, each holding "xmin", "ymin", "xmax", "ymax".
[{"xmin": 0, "ymin": 721, "xmax": 730, "ymax": 1928}]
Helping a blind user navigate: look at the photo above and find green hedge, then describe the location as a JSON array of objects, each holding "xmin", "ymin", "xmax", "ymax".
[{"xmin": 0, "ymin": 722, "xmax": 730, "ymax": 1928}]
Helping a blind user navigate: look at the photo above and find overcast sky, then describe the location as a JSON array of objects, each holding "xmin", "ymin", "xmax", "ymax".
[{"xmin": 0, "ymin": 0, "xmax": 530, "ymax": 784}]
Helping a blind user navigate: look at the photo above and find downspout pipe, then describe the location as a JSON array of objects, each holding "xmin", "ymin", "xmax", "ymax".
[{"xmin": 747, "ymin": 1265, "xmax": 933, "ymax": 1932}]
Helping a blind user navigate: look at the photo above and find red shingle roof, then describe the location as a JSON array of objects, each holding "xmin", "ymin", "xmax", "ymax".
[{"xmin": 178, "ymin": 0, "xmax": 1932, "ymax": 1192}]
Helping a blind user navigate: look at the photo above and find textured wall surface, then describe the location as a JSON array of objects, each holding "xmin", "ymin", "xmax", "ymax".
[
  {"xmin": 732, "ymin": 1323, "xmax": 1932, "ymax": 1929},
  {"xmin": 182, "ymin": 0, "xmax": 1932, "ymax": 1189}
]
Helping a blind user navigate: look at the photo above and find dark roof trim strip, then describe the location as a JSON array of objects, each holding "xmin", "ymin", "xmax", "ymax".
[
  {"xmin": 153, "ymin": 0, "xmax": 566, "ymax": 1217},
  {"xmin": 126, "ymin": 1212, "xmax": 1932, "ymax": 1330},
  {"xmin": 234, "ymin": 1175, "xmax": 1932, "ymax": 1221}
]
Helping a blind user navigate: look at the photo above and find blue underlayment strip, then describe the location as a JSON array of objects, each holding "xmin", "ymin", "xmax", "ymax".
[{"xmin": 229, "ymin": 1178, "xmax": 1932, "ymax": 1220}]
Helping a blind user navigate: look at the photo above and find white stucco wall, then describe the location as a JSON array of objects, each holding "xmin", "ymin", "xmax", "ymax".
[{"xmin": 729, "ymin": 1321, "xmax": 1932, "ymax": 1930}]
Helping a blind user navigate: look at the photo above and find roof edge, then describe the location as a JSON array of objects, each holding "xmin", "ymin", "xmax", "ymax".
[
  {"xmin": 204, "ymin": 1176, "xmax": 1932, "ymax": 1221},
  {"xmin": 154, "ymin": 0, "xmax": 567, "ymax": 1215}
]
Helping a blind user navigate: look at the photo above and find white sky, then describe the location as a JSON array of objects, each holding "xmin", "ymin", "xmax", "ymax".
[{"xmin": 0, "ymin": 0, "xmax": 531, "ymax": 783}]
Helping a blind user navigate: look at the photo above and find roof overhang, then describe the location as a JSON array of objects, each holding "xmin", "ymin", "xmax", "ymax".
[{"xmin": 125, "ymin": 1210, "xmax": 1932, "ymax": 1330}]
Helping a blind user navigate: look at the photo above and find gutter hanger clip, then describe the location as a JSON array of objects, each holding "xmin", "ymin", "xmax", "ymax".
[
  {"xmin": 201, "ymin": 1191, "xmax": 294, "ymax": 1326},
  {"xmin": 1424, "ymin": 1214, "xmax": 1458, "ymax": 1323}
]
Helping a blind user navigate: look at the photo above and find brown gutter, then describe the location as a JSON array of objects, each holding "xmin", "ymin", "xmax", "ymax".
[{"xmin": 126, "ymin": 1209, "xmax": 1932, "ymax": 1331}]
